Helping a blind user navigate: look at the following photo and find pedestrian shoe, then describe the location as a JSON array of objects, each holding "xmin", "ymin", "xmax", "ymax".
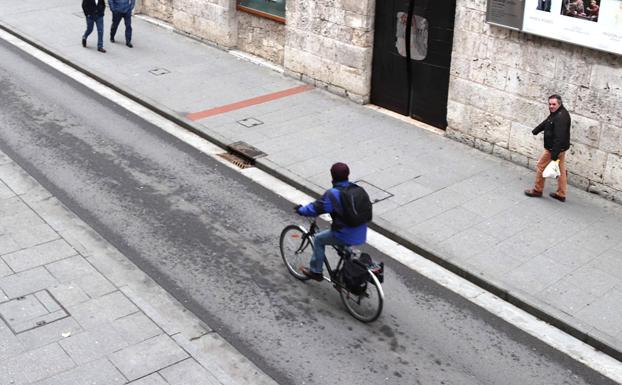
[
  {"xmin": 110, "ymin": 36, "xmax": 115, "ymax": 43},
  {"xmin": 82, "ymin": 38, "xmax": 86, "ymax": 48},
  {"xmin": 549, "ymin": 192, "xmax": 566, "ymax": 202},
  {"xmin": 300, "ymin": 267, "xmax": 323, "ymax": 282},
  {"xmin": 97, "ymin": 48, "xmax": 107, "ymax": 53},
  {"xmin": 524, "ymin": 189, "xmax": 543, "ymax": 198},
  {"xmin": 126, "ymin": 42, "xmax": 133, "ymax": 48}
]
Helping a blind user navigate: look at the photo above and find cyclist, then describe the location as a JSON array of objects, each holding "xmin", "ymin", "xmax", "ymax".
[{"xmin": 294, "ymin": 162, "xmax": 367, "ymax": 281}]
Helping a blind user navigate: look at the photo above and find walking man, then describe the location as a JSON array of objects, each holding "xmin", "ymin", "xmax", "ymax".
[
  {"xmin": 82, "ymin": 0, "xmax": 106, "ymax": 53},
  {"xmin": 109, "ymin": 0, "xmax": 135, "ymax": 48},
  {"xmin": 525, "ymin": 94, "xmax": 571, "ymax": 202}
]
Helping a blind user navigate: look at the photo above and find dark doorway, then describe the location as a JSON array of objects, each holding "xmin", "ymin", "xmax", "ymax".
[{"xmin": 370, "ymin": 0, "xmax": 456, "ymax": 129}]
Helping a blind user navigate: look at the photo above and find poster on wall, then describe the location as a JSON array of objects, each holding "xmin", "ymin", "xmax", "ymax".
[
  {"xmin": 487, "ymin": 0, "xmax": 622, "ymax": 55},
  {"xmin": 523, "ymin": 0, "xmax": 622, "ymax": 54}
]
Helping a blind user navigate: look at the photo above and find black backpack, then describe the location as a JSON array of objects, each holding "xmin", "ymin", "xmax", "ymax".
[{"xmin": 337, "ymin": 184, "xmax": 372, "ymax": 227}]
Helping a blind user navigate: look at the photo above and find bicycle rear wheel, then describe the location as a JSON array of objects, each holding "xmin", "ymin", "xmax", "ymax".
[
  {"xmin": 280, "ymin": 225, "xmax": 312, "ymax": 280},
  {"xmin": 340, "ymin": 271, "xmax": 384, "ymax": 323}
]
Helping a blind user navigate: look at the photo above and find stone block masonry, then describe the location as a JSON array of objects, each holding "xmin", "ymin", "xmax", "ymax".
[{"xmin": 448, "ymin": 0, "xmax": 622, "ymax": 203}]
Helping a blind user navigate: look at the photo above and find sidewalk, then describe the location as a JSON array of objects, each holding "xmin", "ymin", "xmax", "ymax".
[
  {"xmin": 0, "ymin": 148, "xmax": 276, "ymax": 380},
  {"xmin": 2, "ymin": 0, "xmax": 622, "ymax": 363}
]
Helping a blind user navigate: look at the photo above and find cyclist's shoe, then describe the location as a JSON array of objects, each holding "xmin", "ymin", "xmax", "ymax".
[{"xmin": 300, "ymin": 267, "xmax": 323, "ymax": 281}]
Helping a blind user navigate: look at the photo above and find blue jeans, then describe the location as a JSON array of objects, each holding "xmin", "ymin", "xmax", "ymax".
[
  {"xmin": 310, "ymin": 230, "xmax": 347, "ymax": 274},
  {"xmin": 111, "ymin": 12, "xmax": 132, "ymax": 43},
  {"xmin": 83, "ymin": 15, "xmax": 104, "ymax": 49}
]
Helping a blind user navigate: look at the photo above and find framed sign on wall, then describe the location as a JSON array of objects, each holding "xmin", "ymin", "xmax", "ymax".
[{"xmin": 486, "ymin": 0, "xmax": 622, "ymax": 55}]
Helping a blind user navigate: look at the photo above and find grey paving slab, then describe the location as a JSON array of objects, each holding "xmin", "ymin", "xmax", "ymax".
[
  {"xmin": 67, "ymin": 291, "xmax": 138, "ymax": 329},
  {"xmin": 588, "ymin": 248, "xmax": 622, "ymax": 278},
  {"xmin": 3, "ymin": 239, "xmax": 75, "ymax": 273},
  {"xmin": 505, "ymin": 255, "xmax": 574, "ymax": 294},
  {"xmin": 17, "ymin": 317, "xmax": 82, "ymax": 351},
  {"xmin": 0, "ymin": 257, "xmax": 12, "ymax": 277},
  {"xmin": 539, "ymin": 267, "xmax": 620, "ymax": 314},
  {"xmin": 128, "ymin": 373, "xmax": 169, "ymax": 385},
  {"xmin": 438, "ymin": 228, "xmax": 501, "ymax": 261},
  {"xmin": 0, "ymin": 235, "xmax": 21, "ymax": 258},
  {"xmin": 0, "ymin": 162, "xmax": 41, "ymax": 195},
  {"xmin": 33, "ymin": 358, "xmax": 126, "ymax": 385},
  {"xmin": 109, "ymin": 334, "xmax": 189, "ymax": 381},
  {"xmin": 0, "ymin": 319, "xmax": 25, "ymax": 361},
  {"xmin": 60, "ymin": 322, "xmax": 129, "ymax": 365},
  {"xmin": 48, "ymin": 283, "xmax": 90, "ymax": 308},
  {"xmin": 0, "ymin": 181, "xmax": 13, "ymax": 199},
  {"xmin": 46, "ymin": 255, "xmax": 116, "ymax": 298},
  {"xmin": 0, "ymin": 266, "xmax": 58, "ymax": 299},
  {"xmin": 111, "ymin": 312, "xmax": 163, "ymax": 346},
  {"xmin": 383, "ymin": 179, "xmax": 435, "ymax": 205},
  {"xmin": 541, "ymin": 242, "xmax": 599, "ymax": 270},
  {"xmin": 160, "ymin": 358, "xmax": 220, "ymax": 385},
  {"xmin": 576, "ymin": 288, "xmax": 622, "ymax": 337},
  {"xmin": 21, "ymin": 343, "xmax": 76, "ymax": 383},
  {"xmin": 7, "ymin": 223, "xmax": 60, "ymax": 250}
]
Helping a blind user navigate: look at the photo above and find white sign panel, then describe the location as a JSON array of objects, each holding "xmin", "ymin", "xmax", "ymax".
[{"xmin": 488, "ymin": 0, "xmax": 622, "ymax": 55}]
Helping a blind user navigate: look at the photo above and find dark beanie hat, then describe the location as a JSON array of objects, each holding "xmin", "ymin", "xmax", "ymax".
[{"xmin": 330, "ymin": 162, "xmax": 350, "ymax": 182}]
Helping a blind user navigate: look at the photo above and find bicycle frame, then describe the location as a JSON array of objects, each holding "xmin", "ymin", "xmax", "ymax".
[{"xmin": 298, "ymin": 218, "xmax": 353, "ymax": 287}]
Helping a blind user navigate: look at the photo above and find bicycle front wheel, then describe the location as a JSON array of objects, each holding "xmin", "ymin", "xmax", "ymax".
[
  {"xmin": 340, "ymin": 270, "xmax": 384, "ymax": 323},
  {"xmin": 280, "ymin": 225, "xmax": 312, "ymax": 280}
]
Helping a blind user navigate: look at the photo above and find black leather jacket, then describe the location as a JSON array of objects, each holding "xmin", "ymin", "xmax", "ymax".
[
  {"xmin": 532, "ymin": 105, "xmax": 571, "ymax": 160},
  {"xmin": 82, "ymin": 0, "xmax": 106, "ymax": 18}
]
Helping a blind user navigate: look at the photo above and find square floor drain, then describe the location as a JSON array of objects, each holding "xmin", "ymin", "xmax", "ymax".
[
  {"xmin": 0, "ymin": 290, "xmax": 69, "ymax": 334},
  {"xmin": 355, "ymin": 180, "xmax": 393, "ymax": 203},
  {"xmin": 149, "ymin": 68, "xmax": 170, "ymax": 76},
  {"xmin": 237, "ymin": 118, "xmax": 264, "ymax": 128}
]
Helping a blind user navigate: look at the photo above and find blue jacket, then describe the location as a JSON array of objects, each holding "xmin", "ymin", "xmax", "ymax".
[
  {"xmin": 297, "ymin": 181, "xmax": 367, "ymax": 245},
  {"xmin": 109, "ymin": 0, "xmax": 135, "ymax": 14}
]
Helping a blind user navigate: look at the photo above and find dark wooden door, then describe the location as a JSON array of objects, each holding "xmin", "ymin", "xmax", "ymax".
[{"xmin": 370, "ymin": 0, "xmax": 456, "ymax": 129}]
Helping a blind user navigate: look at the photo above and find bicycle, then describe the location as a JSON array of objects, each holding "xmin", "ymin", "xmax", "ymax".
[{"xmin": 279, "ymin": 217, "xmax": 384, "ymax": 323}]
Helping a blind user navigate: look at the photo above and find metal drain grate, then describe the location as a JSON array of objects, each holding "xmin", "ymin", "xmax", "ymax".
[{"xmin": 218, "ymin": 152, "xmax": 254, "ymax": 169}]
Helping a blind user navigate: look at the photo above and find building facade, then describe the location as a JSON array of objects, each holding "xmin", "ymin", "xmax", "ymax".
[{"xmin": 135, "ymin": 0, "xmax": 622, "ymax": 202}]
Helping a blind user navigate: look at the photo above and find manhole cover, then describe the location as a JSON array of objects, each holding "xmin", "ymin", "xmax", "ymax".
[
  {"xmin": 237, "ymin": 118, "xmax": 264, "ymax": 128},
  {"xmin": 0, "ymin": 290, "xmax": 69, "ymax": 334},
  {"xmin": 149, "ymin": 68, "xmax": 170, "ymax": 76},
  {"xmin": 355, "ymin": 180, "xmax": 393, "ymax": 203}
]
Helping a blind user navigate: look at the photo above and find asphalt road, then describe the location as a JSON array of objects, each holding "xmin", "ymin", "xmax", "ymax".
[{"xmin": 0, "ymin": 38, "xmax": 616, "ymax": 385}]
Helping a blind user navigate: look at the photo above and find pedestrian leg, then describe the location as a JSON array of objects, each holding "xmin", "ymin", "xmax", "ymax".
[
  {"xmin": 95, "ymin": 16, "xmax": 105, "ymax": 51},
  {"xmin": 110, "ymin": 12, "xmax": 121, "ymax": 42},
  {"xmin": 83, "ymin": 16, "xmax": 95, "ymax": 46},
  {"xmin": 556, "ymin": 151, "xmax": 567, "ymax": 198},
  {"xmin": 123, "ymin": 12, "xmax": 133, "ymax": 46},
  {"xmin": 534, "ymin": 150, "xmax": 551, "ymax": 193}
]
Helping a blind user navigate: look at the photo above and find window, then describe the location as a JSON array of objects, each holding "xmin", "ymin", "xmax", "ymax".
[{"xmin": 237, "ymin": 0, "xmax": 286, "ymax": 23}]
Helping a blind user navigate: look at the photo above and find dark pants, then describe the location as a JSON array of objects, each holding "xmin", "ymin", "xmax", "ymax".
[
  {"xmin": 111, "ymin": 11, "xmax": 132, "ymax": 43},
  {"xmin": 83, "ymin": 15, "xmax": 104, "ymax": 49}
]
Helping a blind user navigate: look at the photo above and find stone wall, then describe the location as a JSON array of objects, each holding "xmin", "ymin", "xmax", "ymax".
[
  {"xmin": 447, "ymin": 0, "xmax": 622, "ymax": 202},
  {"xmin": 237, "ymin": 12, "xmax": 285, "ymax": 65},
  {"xmin": 284, "ymin": 0, "xmax": 376, "ymax": 103},
  {"xmin": 137, "ymin": 0, "xmax": 237, "ymax": 47}
]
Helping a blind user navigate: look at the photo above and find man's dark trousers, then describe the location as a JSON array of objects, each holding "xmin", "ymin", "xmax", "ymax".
[{"xmin": 111, "ymin": 11, "xmax": 132, "ymax": 43}]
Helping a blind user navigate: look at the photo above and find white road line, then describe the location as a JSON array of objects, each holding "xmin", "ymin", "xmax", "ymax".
[{"xmin": 2, "ymin": 28, "xmax": 622, "ymax": 384}]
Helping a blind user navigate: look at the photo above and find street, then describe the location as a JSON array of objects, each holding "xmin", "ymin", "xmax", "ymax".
[{"xmin": 0, "ymin": 38, "xmax": 617, "ymax": 385}]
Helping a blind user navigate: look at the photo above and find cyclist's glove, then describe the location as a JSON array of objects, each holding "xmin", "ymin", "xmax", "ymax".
[{"xmin": 293, "ymin": 204, "xmax": 302, "ymax": 214}]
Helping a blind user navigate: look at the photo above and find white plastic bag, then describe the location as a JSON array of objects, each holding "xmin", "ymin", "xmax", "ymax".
[{"xmin": 543, "ymin": 160, "xmax": 560, "ymax": 179}]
